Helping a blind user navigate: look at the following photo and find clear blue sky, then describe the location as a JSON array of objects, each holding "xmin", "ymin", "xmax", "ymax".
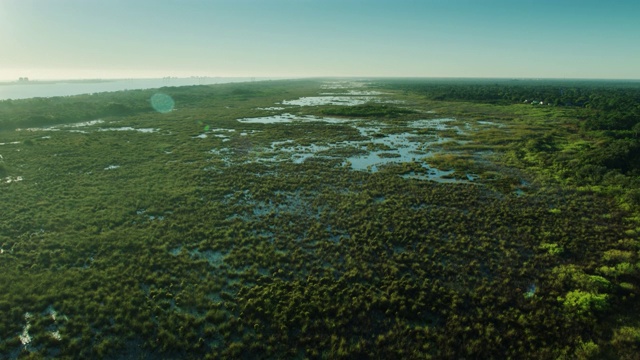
[{"xmin": 1, "ymin": 0, "xmax": 638, "ymax": 80}]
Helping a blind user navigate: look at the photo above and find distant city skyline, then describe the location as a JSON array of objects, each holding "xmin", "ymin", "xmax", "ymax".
[{"xmin": 1, "ymin": 0, "xmax": 639, "ymax": 81}]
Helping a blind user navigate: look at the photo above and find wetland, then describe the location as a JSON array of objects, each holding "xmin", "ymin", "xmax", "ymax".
[{"xmin": 0, "ymin": 78, "xmax": 639, "ymax": 359}]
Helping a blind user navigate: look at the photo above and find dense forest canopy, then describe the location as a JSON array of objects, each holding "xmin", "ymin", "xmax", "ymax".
[{"xmin": 373, "ymin": 78, "xmax": 640, "ymax": 129}]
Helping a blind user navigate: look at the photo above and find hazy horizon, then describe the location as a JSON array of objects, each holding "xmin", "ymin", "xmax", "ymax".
[
  {"xmin": 1, "ymin": 0, "xmax": 639, "ymax": 82},
  {"xmin": 4, "ymin": 76, "xmax": 640, "ymax": 84}
]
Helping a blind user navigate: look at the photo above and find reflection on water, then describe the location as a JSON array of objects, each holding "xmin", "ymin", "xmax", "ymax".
[
  {"xmin": 343, "ymin": 131, "xmax": 437, "ymax": 170},
  {"xmin": 320, "ymin": 81, "xmax": 368, "ymax": 89},
  {"xmin": 236, "ymin": 117, "xmax": 472, "ymax": 183},
  {"xmin": 408, "ymin": 118, "xmax": 468, "ymax": 134},
  {"xmin": 256, "ymin": 106, "xmax": 285, "ymax": 111},
  {"xmin": 281, "ymin": 95, "xmax": 403, "ymax": 107},
  {"xmin": 282, "ymin": 96, "xmax": 374, "ymax": 106},
  {"xmin": 99, "ymin": 127, "xmax": 158, "ymax": 133},
  {"xmin": 477, "ymin": 120, "xmax": 505, "ymax": 127},
  {"xmin": 237, "ymin": 113, "xmax": 352, "ymax": 124},
  {"xmin": 61, "ymin": 119, "xmax": 104, "ymax": 127},
  {"xmin": 17, "ymin": 120, "xmax": 159, "ymax": 134}
]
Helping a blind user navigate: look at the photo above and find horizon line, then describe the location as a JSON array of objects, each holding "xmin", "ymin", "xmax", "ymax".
[{"xmin": 2, "ymin": 75, "xmax": 640, "ymax": 83}]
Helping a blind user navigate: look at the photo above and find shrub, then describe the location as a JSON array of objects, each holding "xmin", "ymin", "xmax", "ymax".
[{"xmin": 559, "ymin": 290, "xmax": 608, "ymax": 315}]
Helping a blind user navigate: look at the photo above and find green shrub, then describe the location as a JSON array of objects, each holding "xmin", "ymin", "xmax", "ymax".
[
  {"xmin": 540, "ymin": 242, "xmax": 564, "ymax": 255},
  {"xmin": 559, "ymin": 290, "xmax": 608, "ymax": 315}
]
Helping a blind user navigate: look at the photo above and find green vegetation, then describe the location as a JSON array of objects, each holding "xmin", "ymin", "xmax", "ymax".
[
  {"xmin": 321, "ymin": 103, "xmax": 416, "ymax": 118},
  {"xmin": 0, "ymin": 78, "xmax": 639, "ymax": 358}
]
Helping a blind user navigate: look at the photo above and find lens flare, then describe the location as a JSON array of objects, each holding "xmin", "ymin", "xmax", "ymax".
[{"xmin": 150, "ymin": 93, "xmax": 175, "ymax": 113}]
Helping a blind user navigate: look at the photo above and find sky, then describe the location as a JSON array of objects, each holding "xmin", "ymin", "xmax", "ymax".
[{"xmin": 1, "ymin": 0, "xmax": 639, "ymax": 81}]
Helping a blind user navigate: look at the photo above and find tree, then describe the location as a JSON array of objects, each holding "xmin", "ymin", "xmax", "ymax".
[
  {"xmin": 632, "ymin": 122, "xmax": 640, "ymax": 137},
  {"xmin": 559, "ymin": 290, "xmax": 608, "ymax": 316}
]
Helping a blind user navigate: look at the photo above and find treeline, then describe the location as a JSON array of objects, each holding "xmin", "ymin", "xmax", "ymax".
[
  {"xmin": 0, "ymin": 90, "xmax": 155, "ymax": 131},
  {"xmin": 0, "ymin": 80, "xmax": 315, "ymax": 131},
  {"xmin": 374, "ymin": 78, "xmax": 640, "ymax": 131}
]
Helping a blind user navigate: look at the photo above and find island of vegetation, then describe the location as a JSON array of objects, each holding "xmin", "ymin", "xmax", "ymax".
[{"xmin": 0, "ymin": 78, "xmax": 638, "ymax": 359}]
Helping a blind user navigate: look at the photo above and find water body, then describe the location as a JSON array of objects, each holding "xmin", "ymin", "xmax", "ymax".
[
  {"xmin": 282, "ymin": 96, "xmax": 374, "ymax": 106},
  {"xmin": 0, "ymin": 77, "xmax": 279, "ymax": 100},
  {"xmin": 17, "ymin": 120, "xmax": 158, "ymax": 134},
  {"xmin": 237, "ymin": 114, "xmax": 351, "ymax": 124},
  {"xmin": 233, "ymin": 113, "xmax": 470, "ymax": 182}
]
